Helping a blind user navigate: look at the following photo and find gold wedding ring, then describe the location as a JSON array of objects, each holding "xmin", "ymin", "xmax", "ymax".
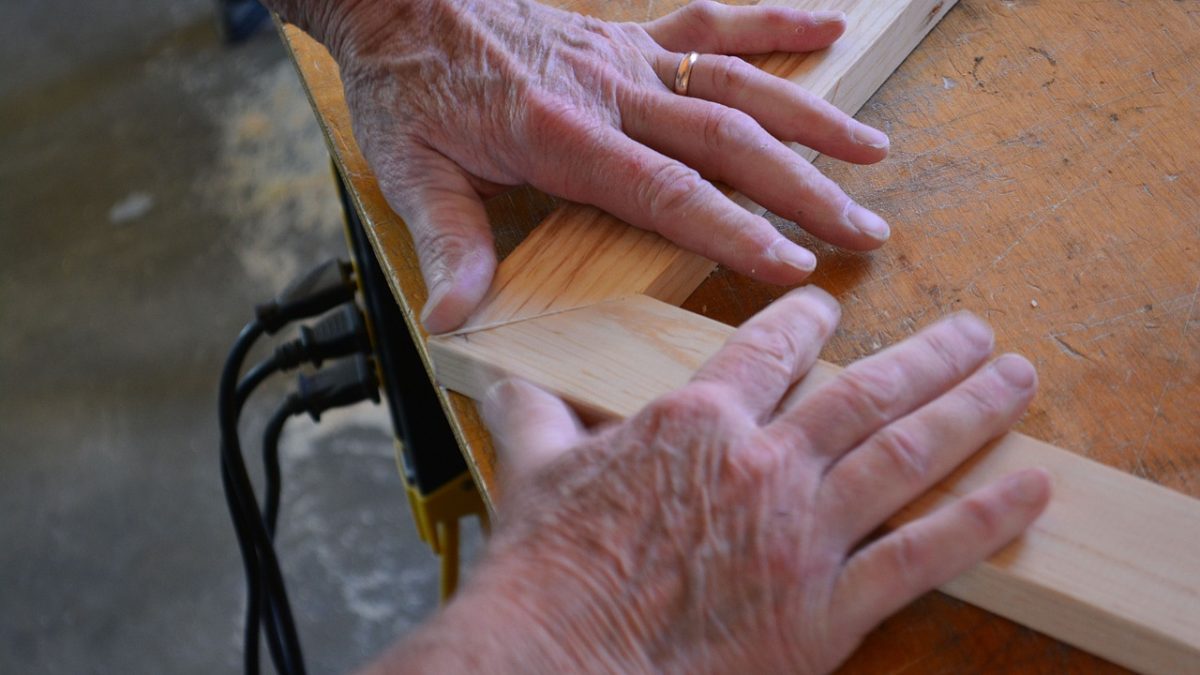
[{"xmin": 673, "ymin": 52, "xmax": 700, "ymax": 96}]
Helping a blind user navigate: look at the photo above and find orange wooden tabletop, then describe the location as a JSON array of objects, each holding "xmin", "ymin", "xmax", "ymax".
[{"xmin": 280, "ymin": 2, "xmax": 1199, "ymax": 671}]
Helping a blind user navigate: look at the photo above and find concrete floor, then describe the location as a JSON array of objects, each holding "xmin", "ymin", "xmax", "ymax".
[{"xmin": 0, "ymin": 2, "xmax": 477, "ymax": 672}]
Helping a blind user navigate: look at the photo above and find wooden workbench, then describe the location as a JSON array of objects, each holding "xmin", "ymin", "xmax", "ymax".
[{"xmin": 280, "ymin": 1, "xmax": 1199, "ymax": 672}]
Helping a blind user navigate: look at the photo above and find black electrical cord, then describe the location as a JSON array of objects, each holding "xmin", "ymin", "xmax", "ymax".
[
  {"xmin": 257, "ymin": 397, "xmax": 299, "ymax": 675},
  {"xmin": 249, "ymin": 356, "xmax": 380, "ymax": 674},
  {"xmin": 220, "ymin": 325, "xmax": 271, "ymax": 675},
  {"xmin": 239, "ymin": 357, "xmax": 282, "ymax": 408},
  {"xmin": 260, "ymin": 354, "xmax": 380, "ymax": 540},
  {"xmin": 223, "ymin": 454, "xmax": 290, "ymax": 675},
  {"xmin": 225, "ymin": 302, "xmax": 372, "ymax": 674},
  {"xmin": 226, "ymin": 352, "xmax": 287, "ymax": 675},
  {"xmin": 262, "ymin": 397, "xmax": 299, "ymax": 540},
  {"xmin": 221, "ymin": 452, "xmax": 266, "ymax": 675},
  {"xmin": 219, "ymin": 261, "xmax": 359, "ymax": 675},
  {"xmin": 220, "ymin": 321, "xmax": 306, "ymax": 675},
  {"xmin": 222, "ymin": 328, "xmax": 301, "ymax": 675}
]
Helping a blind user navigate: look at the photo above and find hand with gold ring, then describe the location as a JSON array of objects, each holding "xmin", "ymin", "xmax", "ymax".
[
  {"xmin": 266, "ymin": 0, "xmax": 894, "ymax": 334},
  {"xmin": 674, "ymin": 51, "xmax": 700, "ymax": 95}
]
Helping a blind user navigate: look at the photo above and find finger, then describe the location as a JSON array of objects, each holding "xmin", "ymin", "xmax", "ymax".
[
  {"xmin": 766, "ymin": 312, "xmax": 996, "ymax": 466},
  {"xmin": 379, "ymin": 146, "xmax": 496, "ymax": 334},
  {"xmin": 530, "ymin": 122, "xmax": 817, "ymax": 285},
  {"xmin": 821, "ymin": 354, "xmax": 1038, "ymax": 545},
  {"xmin": 691, "ymin": 286, "xmax": 840, "ymax": 422},
  {"xmin": 832, "ymin": 468, "xmax": 1052, "ymax": 634},
  {"xmin": 623, "ymin": 92, "xmax": 889, "ymax": 249},
  {"xmin": 481, "ymin": 378, "xmax": 584, "ymax": 484},
  {"xmin": 650, "ymin": 52, "xmax": 888, "ymax": 165},
  {"xmin": 643, "ymin": 1, "xmax": 846, "ymax": 54}
]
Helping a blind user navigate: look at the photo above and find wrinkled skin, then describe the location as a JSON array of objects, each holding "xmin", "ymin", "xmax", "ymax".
[
  {"xmin": 272, "ymin": 0, "xmax": 894, "ymax": 332},
  {"xmin": 262, "ymin": 1, "xmax": 1052, "ymax": 670},
  {"xmin": 360, "ymin": 288, "xmax": 1051, "ymax": 674}
]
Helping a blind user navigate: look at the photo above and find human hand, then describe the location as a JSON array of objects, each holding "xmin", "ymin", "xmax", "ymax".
[
  {"xmin": 278, "ymin": 0, "xmax": 893, "ymax": 333},
  {"xmin": 370, "ymin": 287, "xmax": 1051, "ymax": 674}
]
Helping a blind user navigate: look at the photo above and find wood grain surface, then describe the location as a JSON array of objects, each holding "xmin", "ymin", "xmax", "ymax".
[
  {"xmin": 430, "ymin": 294, "xmax": 1200, "ymax": 674},
  {"xmin": 460, "ymin": 0, "xmax": 956, "ymax": 332},
  {"xmin": 279, "ymin": 0, "xmax": 1200, "ymax": 672}
]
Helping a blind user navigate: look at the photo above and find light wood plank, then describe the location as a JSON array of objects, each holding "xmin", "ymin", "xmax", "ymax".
[
  {"xmin": 430, "ymin": 294, "xmax": 1200, "ymax": 675},
  {"xmin": 280, "ymin": 0, "xmax": 1200, "ymax": 669},
  {"xmin": 459, "ymin": 0, "xmax": 958, "ymax": 332}
]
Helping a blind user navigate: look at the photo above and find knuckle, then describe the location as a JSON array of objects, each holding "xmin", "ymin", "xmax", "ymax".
[
  {"xmin": 707, "ymin": 55, "xmax": 750, "ymax": 98},
  {"xmin": 960, "ymin": 493, "xmax": 1004, "ymax": 540},
  {"xmin": 836, "ymin": 362, "xmax": 903, "ymax": 424},
  {"xmin": 412, "ymin": 223, "xmax": 474, "ymax": 271},
  {"xmin": 684, "ymin": 0, "xmax": 722, "ymax": 28},
  {"xmin": 575, "ymin": 14, "xmax": 619, "ymax": 42},
  {"xmin": 684, "ymin": 382, "xmax": 730, "ymax": 415},
  {"xmin": 701, "ymin": 340, "xmax": 757, "ymax": 382},
  {"xmin": 730, "ymin": 441, "xmax": 783, "ymax": 481},
  {"xmin": 524, "ymin": 96, "xmax": 584, "ymax": 141},
  {"xmin": 740, "ymin": 323, "xmax": 803, "ymax": 377},
  {"xmin": 890, "ymin": 528, "xmax": 933, "ymax": 591},
  {"xmin": 821, "ymin": 460, "xmax": 866, "ymax": 514},
  {"xmin": 960, "ymin": 377, "xmax": 1009, "ymax": 420},
  {"xmin": 640, "ymin": 161, "xmax": 704, "ymax": 219},
  {"xmin": 872, "ymin": 425, "xmax": 931, "ymax": 484},
  {"xmin": 635, "ymin": 384, "xmax": 737, "ymax": 443},
  {"xmin": 724, "ymin": 429, "xmax": 788, "ymax": 488},
  {"xmin": 922, "ymin": 327, "xmax": 972, "ymax": 379},
  {"xmin": 649, "ymin": 385, "xmax": 724, "ymax": 421},
  {"xmin": 701, "ymin": 105, "xmax": 756, "ymax": 150}
]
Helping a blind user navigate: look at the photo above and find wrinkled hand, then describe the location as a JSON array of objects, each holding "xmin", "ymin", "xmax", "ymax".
[
  {"xmin": 368, "ymin": 287, "xmax": 1052, "ymax": 674},
  {"xmin": 290, "ymin": 0, "xmax": 893, "ymax": 332}
]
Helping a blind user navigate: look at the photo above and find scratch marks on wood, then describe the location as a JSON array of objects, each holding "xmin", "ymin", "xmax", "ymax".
[
  {"xmin": 1051, "ymin": 334, "xmax": 1092, "ymax": 362},
  {"xmin": 1183, "ymin": 277, "xmax": 1200, "ymax": 335},
  {"xmin": 1028, "ymin": 46, "xmax": 1057, "ymax": 67}
]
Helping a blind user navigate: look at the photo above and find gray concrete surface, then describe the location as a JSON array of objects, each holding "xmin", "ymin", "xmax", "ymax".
[{"xmin": 0, "ymin": 2, "xmax": 478, "ymax": 672}]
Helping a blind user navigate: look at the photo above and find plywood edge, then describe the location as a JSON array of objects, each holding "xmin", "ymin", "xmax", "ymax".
[
  {"xmin": 460, "ymin": 0, "xmax": 959, "ymax": 332},
  {"xmin": 429, "ymin": 294, "xmax": 1200, "ymax": 675}
]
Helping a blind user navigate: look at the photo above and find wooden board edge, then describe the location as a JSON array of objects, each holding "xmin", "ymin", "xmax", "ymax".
[
  {"xmin": 460, "ymin": 0, "xmax": 959, "ymax": 333},
  {"xmin": 277, "ymin": 22, "xmax": 498, "ymax": 510},
  {"xmin": 429, "ymin": 294, "xmax": 1200, "ymax": 675}
]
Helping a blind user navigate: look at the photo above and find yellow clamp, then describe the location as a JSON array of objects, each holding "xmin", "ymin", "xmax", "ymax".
[{"xmin": 395, "ymin": 441, "xmax": 489, "ymax": 601}]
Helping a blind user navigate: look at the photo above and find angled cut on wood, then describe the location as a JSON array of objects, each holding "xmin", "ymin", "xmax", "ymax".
[
  {"xmin": 421, "ymin": 1, "xmax": 1200, "ymax": 673},
  {"xmin": 431, "ymin": 295, "xmax": 1200, "ymax": 675}
]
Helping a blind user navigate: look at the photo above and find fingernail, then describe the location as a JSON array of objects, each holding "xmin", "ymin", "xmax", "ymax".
[
  {"xmin": 484, "ymin": 379, "xmax": 507, "ymax": 403},
  {"xmin": 481, "ymin": 379, "xmax": 511, "ymax": 426},
  {"xmin": 769, "ymin": 240, "xmax": 817, "ymax": 273},
  {"xmin": 992, "ymin": 353, "xmax": 1036, "ymax": 390},
  {"xmin": 810, "ymin": 10, "xmax": 846, "ymax": 24},
  {"xmin": 797, "ymin": 284, "xmax": 839, "ymax": 313},
  {"xmin": 1008, "ymin": 468, "xmax": 1051, "ymax": 505},
  {"xmin": 845, "ymin": 203, "xmax": 890, "ymax": 241},
  {"xmin": 951, "ymin": 312, "xmax": 993, "ymax": 350},
  {"xmin": 419, "ymin": 276, "xmax": 451, "ymax": 327},
  {"xmin": 851, "ymin": 121, "xmax": 890, "ymax": 149}
]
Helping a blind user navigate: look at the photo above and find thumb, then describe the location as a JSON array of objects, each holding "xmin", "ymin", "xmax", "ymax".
[
  {"xmin": 387, "ymin": 147, "xmax": 496, "ymax": 334},
  {"xmin": 481, "ymin": 379, "xmax": 584, "ymax": 486}
]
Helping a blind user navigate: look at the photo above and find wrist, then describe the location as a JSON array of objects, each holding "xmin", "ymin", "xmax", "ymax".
[
  {"xmin": 366, "ymin": 545, "xmax": 652, "ymax": 674},
  {"xmin": 263, "ymin": 0, "xmax": 420, "ymax": 62}
]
